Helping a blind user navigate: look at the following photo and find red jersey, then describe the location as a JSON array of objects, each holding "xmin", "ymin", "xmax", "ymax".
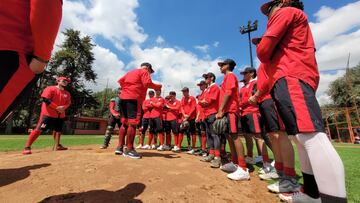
[
  {"xmin": 201, "ymin": 83, "xmax": 220, "ymax": 118},
  {"xmin": 181, "ymin": 96, "xmax": 197, "ymax": 120},
  {"xmin": 257, "ymin": 64, "xmax": 272, "ymax": 103},
  {"xmin": 219, "ymin": 72, "xmax": 240, "ymax": 114},
  {"xmin": 196, "ymin": 92, "xmax": 205, "ymax": 121},
  {"xmin": 118, "ymin": 68, "xmax": 161, "ymax": 103},
  {"xmin": 165, "ymin": 99, "xmax": 181, "ymax": 121},
  {"xmin": 239, "ymin": 79, "xmax": 259, "ymax": 116},
  {"xmin": 0, "ymin": 0, "xmax": 62, "ymax": 61},
  {"xmin": 40, "ymin": 86, "xmax": 71, "ymax": 118},
  {"xmin": 142, "ymin": 98, "xmax": 153, "ymax": 119},
  {"xmin": 149, "ymin": 96, "xmax": 165, "ymax": 118},
  {"xmin": 257, "ymin": 7, "xmax": 319, "ymax": 91}
]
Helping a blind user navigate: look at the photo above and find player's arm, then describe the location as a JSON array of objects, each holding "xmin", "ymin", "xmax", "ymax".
[
  {"xmin": 30, "ymin": 0, "xmax": 62, "ymax": 73},
  {"xmin": 109, "ymin": 100, "xmax": 119, "ymax": 116},
  {"xmin": 188, "ymin": 98, "xmax": 197, "ymax": 117},
  {"xmin": 41, "ymin": 88, "xmax": 58, "ymax": 109},
  {"xmin": 141, "ymin": 71, "xmax": 162, "ymax": 90}
]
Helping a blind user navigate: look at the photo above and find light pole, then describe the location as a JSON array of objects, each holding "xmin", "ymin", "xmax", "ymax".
[{"xmin": 240, "ymin": 20, "xmax": 258, "ymax": 68}]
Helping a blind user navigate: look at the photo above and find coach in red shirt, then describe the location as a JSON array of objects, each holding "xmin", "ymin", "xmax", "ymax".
[
  {"xmin": 257, "ymin": 1, "xmax": 346, "ymax": 202},
  {"xmin": 0, "ymin": 0, "xmax": 62, "ymax": 122},
  {"xmin": 117, "ymin": 62, "xmax": 162, "ymax": 159},
  {"xmin": 23, "ymin": 76, "xmax": 71, "ymax": 155}
]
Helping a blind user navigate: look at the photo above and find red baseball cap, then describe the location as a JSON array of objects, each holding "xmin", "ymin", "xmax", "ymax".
[{"xmin": 57, "ymin": 76, "xmax": 71, "ymax": 83}]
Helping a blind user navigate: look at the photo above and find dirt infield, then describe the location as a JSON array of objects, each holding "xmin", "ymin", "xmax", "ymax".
[{"xmin": 0, "ymin": 144, "xmax": 278, "ymax": 203}]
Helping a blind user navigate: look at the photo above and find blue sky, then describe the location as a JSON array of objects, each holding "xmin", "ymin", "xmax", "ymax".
[{"xmin": 61, "ymin": 0, "xmax": 360, "ymax": 103}]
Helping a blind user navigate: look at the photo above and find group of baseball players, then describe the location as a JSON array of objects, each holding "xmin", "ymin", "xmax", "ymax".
[{"xmin": 0, "ymin": 0, "xmax": 348, "ymax": 202}]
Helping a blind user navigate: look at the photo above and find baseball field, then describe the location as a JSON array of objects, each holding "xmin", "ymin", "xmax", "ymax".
[{"xmin": 0, "ymin": 135, "xmax": 359, "ymax": 203}]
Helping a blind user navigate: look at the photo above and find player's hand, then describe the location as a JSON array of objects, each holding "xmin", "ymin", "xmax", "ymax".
[
  {"xmin": 184, "ymin": 115, "xmax": 189, "ymax": 120},
  {"xmin": 248, "ymin": 95, "xmax": 258, "ymax": 105},
  {"xmin": 29, "ymin": 58, "xmax": 47, "ymax": 74},
  {"xmin": 114, "ymin": 114, "xmax": 120, "ymax": 119},
  {"xmin": 200, "ymin": 99, "xmax": 208, "ymax": 107},
  {"xmin": 216, "ymin": 110, "xmax": 224, "ymax": 119},
  {"xmin": 56, "ymin": 106, "xmax": 65, "ymax": 113}
]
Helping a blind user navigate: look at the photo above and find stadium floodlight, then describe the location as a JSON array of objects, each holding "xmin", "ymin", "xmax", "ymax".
[{"xmin": 239, "ymin": 20, "xmax": 258, "ymax": 68}]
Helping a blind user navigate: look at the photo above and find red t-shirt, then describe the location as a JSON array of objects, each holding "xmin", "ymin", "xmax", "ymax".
[
  {"xmin": 196, "ymin": 92, "xmax": 205, "ymax": 121},
  {"xmin": 118, "ymin": 68, "xmax": 161, "ymax": 103},
  {"xmin": 239, "ymin": 79, "xmax": 259, "ymax": 116},
  {"xmin": 219, "ymin": 72, "xmax": 240, "ymax": 114},
  {"xmin": 142, "ymin": 98, "xmax": 153, "ymax": 119},
  {"xmin": 40, "ymin": 86, "xmax": 71, "ymax": 118},
  {"xmin": 149, "ymin": 96, "xmax": 165, "ymax": 118},
  {"xmin": 201, "ymin": 83, "xmax": 220, "ymax": 118},
  {"xmin": 165, "ymin": 99, "xmax": 181, "ymax": 121},
  {"xmin": 0, "ymin": 0, "xmax": 62, "ymax": 60},
  {"xmin": 257, "ymin": 64, "xmax": 272, "ymax": 103},
  {"xmin": 181, "ymin": 96, "xmax": 197, "ymax": 120},
  {"xmin": 257, "ymin": 7, "xmax": 319, "ymax": 91}
]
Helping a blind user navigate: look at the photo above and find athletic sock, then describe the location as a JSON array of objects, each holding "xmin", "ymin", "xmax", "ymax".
[
  {"xmin": 148, "ymin": 134, "xmax": 154, "ymax": 145},
  {"xmin": 191, "ymin": 134, "xmax": 196, "ymax": 149},
  {"xmin": 126, "ymin": 126, "xmax": 136, "ymax": 150},
  {"xmin": 140, "ymin": 134, "xmax": 145, "ymax": 145},
  {"xmin": 209, "ymin": 149, "xmax": 215, "ymax": 155},
  {"xmin": 275, "ymin": 162, "xmax": 284, "ymax": 172},
  {"xmin": 201, "ymin": 133, "xmax": 206, "ymax": 151},
  {"xmin": 262, "ymin": 154, "xmax": 270, "ymax": 163},
  {"xmin": 237, "ymin": 156, "xmax": 247, "ymax": 170},
  {"xmin": 284, "ymin": 167, "xmax": 296, "ymax": 177},
  {"xmin": 166, "ymin": 133, "xmax": 171, "ymax": 146},
  {"xmin": 159, "ymin": 133, "xmax": 164, "ymax": 145},
  {"xmin": 214, "ymin": 149, "xmax": 221, "ymax": 158},
  {"xmin": 302, "ymin": 172, "xmax": 320, "ymax": 199},
  {"xmin": 178, "ymin": 134, "xmax": 184, "ymax": 148},
  {"xmin": 25, "ymin": 130, "xmax": 41, "ymax": 147},
  {"xmin": 232, "ymin": 154, "xmax": 238, "ymax": 164},
  {"xmin": 118, "ymin": 126, "xmax": 126, "ymax": 148}
]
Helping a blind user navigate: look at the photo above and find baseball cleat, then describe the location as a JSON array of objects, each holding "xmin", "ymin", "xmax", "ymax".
[
  {"xmin": 157, "ymin": 145, "xmax": 165, "ymax": 151},
  {"xmin": 201, "ymin": 154, "xmax": 214, "ymax": 162},
  {"xmin": 56, "ymin": 144, "xmax": 68, "ymax": 150},
  {"xmin": 114, "ymin": 147, "xmax": 123, "ymax": 155},
  {"xmin": 135, "ymin": 144, "xmax": 143, "ymax": 149},
  {"xmin": 279, "ymin": 191, "xmax": 321, "ymax": 203},
  {"xmin": 123, "ymin": 149, "xmax": 142, "ymax": 159},
  {"xmin": 141, "ymin": 144, "xmax": 151, "ymax": 150},
  {"xmin": 227, "ymin": 167, "xmax": 250, "ymax": 181},
  {"xmin": 187, "ymin": 149, "xmax": 195, "ymax": 154},
  {"xmin": 267, "ymin": 177, "xmax": 300, "ymax": 193},
  {"xmin": 245, "ymin": 157, "xmax": 256, "ymax": 165},
  {"xmin": 210, "ymin": 157, "xmax": 221, "ymax": 168},
  {"xmin": 22, "ymin": 147, "xmax": 32, "ymax": 155},
  {"xmin": 220, "ymin": 162, "xmax": 238, "ymax": 173}
]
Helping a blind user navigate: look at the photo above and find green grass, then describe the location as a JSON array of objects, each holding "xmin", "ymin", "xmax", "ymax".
[{"xmin": 0, "ymin": 135, "xmax": 359, "ymax": 202}]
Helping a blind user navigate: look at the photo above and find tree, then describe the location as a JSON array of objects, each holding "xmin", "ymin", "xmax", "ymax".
[
  {"xmin": 83, "ymin": 88, "xmax": 119, "ymax": 118},
  {"xmin": 327, "ymin": 64, "xmax": 360, "ymax": 107}
]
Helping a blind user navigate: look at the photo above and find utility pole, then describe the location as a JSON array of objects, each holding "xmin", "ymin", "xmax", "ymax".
[
  {"xmin": 101, "ymin": 79, "xmax": 109, "ymax": 116},
  {"xmin": 240, "ymin": 20, "xmax": 258, "ymax": 68}
]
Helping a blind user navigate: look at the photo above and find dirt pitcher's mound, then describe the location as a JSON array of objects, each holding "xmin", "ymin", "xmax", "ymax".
[{"xmin": 0, "ymin": 145, "xmax": 278, "ymax": 203}]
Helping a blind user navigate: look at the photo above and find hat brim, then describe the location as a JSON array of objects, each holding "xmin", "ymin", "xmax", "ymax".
[
  {"xmin": 261, "ymin": 1, "xmax": 274, "ymax": 15},
  {"xmin": 240, "ymin": 71, "xmax": 246, "ymax": 75},
  {"xmin": 181, "ymin": 89, "xmax": 189, "ymax": 92},
  {"xmin": 217, "ymin": 62, "xmax": 226, "ymax": 67},
  {"xmin": 251, "ymin": 37, "xmax": 262, "ymax": 45}
]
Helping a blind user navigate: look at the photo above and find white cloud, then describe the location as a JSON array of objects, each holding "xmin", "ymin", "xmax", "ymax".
[
  {"xmin": 316, "ymin": 70, "xmax": 345, "ymax": 104},
  {"xmin": 129, "ymin": 45, "xmax": 221, "ymax": 97},
  {"xmin": 61, "ymin": 0, "xmax": 147, "ymax": 50},
  {"xmin": 213, "ymin": 41, "xmax": 220, "ymax": 47},
  {"xmin": 310, "ymin": 1, "xmax": 360, "ymax": 70},
  {"xmin": 155, "ymin": 36, "xmax": 165, "ymax": 44},
  {"xmin": 194, "ymin": 44, "xmax": 210, "ymax": 53}
]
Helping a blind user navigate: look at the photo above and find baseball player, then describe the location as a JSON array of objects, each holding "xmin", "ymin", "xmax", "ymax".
[
  {"xmin": 137, "ymin": 90, "xmax": 155, "ymax": 149},
  {"xmin": 148, "ymin": 89, "xmax": 166, "ymax": 151},
  {"xmin": 117, "ymin": 63, "xmax": 162, "ymax": 159},
  {"xmin": 194, "ymin": 81, "xmax": 208, "ymax": 156},
  {"xmin": 216, "ymin": 59, "xmax": 249, "ymax": 180},
  {"xmin": 0, "ymin": 0, "xmax": 62, "ymax": 123},
  {"xmin": 23, "ymin": 76, "xmax": 71, "ymax": 155},
  {"xmin": 256, "ymin": 0, "xmax": 346, "ymax": 202},
  {"xmin": 164, "ymin": 91, "xmax": 181, "ymax": 151}
]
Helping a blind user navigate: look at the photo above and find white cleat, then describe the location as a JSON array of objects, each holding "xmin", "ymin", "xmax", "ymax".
[
  {"xmin": 141, "ymin": 144, "xmax": 151, "ymax": 150},
  {"xmin": 227, "ymin": 167, "xmax": 250, "ymax": 181},
  {"xmin": 279, "ymin": 191, "xmax": 321, "ymax": 203}
]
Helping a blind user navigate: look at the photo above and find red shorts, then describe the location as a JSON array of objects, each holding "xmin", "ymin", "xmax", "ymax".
[
  {"xmin": 0, "ymin": 51, "xmax": 36, "ymax": 122},
  {"xmin": 226, "ymin": 113, "xmax": 239, "ymax": 134},
  {"xmin": 240, "ymin": 113, "xmax": 262, "ymax": 134},
  {"xmin": 271, "ymin": 77, "xmax": 325, "ymax": 135}
]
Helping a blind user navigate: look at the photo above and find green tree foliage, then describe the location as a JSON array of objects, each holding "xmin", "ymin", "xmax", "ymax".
[
  {"xmin": 83, "ymin": 88, "xmax": 119, "ymax": 118},
  {"xmin": 327, "ymin": 64, "xmax": 360, "ymax": 107}
]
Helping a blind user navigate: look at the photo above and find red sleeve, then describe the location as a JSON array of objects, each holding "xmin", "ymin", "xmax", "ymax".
[
  {"xmin": 224, "ymin": 75, "xmax": 236, "ymax": 96},
  {"xmin": 152, "ymin": 98, "xmax": 165, "ymax": 108},
  {"xmin": 239, "ymin": 88, "xmax": 250, "ymax": 109},
  {"xmin": 257, "ymin": 9, "xmax": 294, "ymax": 63},
  {"xmin": 30, "ymin": 0, "xmax": 62, "ymax": 61},
  {"xmin": 141, "ymin": 70, "xmax": 162, "ymax": 90},
  {"xmin": 109, "ymin": 101, "xmax": 118, "ymax": 116},
  {"xmin": 41, "ymin": 87, "xmax": 58, "ymax": 109},
  {"xmin": 118, "ymin": 76, "xmax": 125, "ymax": 87}
]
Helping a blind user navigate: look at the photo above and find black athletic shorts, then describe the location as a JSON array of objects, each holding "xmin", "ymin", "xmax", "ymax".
[
  {"xmin": 164, "ymin": 120, "xmax": 179, "ymax": 134},
  {"xmin": 120, "ymin": 99, "xmax": 140, "ymax": 125},
  {"xmin": 107, "ymin": 115, "xmax": 121, "ymax": 129},
  {"xmin": 259, "ymin": 98, "xmax": 283, "ymax": 133},
  {"xmin": 0, "ymin": 51, "xmax": 39, "ymax": 122},
  {"xmin": 149, "ymin": 117, "xmax": 163, "ymax": 134},
  {"xmin": 271, "ymin": 77, "xmax": 325, "ymax": 135},
  {"xmin": 35, "ymin": 115, "xmax": 64, "ymax": 132},
  {"xmin": 196, "ymin": 121, "xmax": 206, "ymax": 135},
  {"xmin": 141, "ymin": 118, "xmax": 150, "ymax": 134},
  {"xmin": 240, "ymin": 113, "xmax": 262, "ymax": 134}
]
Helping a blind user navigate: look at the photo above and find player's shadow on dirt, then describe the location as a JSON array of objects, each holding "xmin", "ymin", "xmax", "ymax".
[
  {"xmin": 0, "ymin": 163, "xmax": 51, "ymax": 187},
  {"xmin": 140, "ymin": 152, "xmax": 180, "ymax": 159},
  {"xmin": 40, "ymin": 182, "xmax": 145, "ymax": 203}
]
